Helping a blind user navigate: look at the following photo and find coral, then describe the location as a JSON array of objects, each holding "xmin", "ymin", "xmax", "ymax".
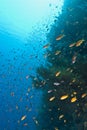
[{"xmin": 31, "ymin": 0, "xmax": 87, "ymax": 129}]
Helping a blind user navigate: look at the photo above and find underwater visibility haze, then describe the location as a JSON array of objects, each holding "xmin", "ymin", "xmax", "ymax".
[{"xmin": 0, "ymin": 0, "xmax": 87, "ymax": 130}]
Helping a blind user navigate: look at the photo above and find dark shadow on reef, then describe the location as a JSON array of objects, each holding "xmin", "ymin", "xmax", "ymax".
[{"xmin": 31, "ymin": 0, "xmax": 87, "ymax": 130}]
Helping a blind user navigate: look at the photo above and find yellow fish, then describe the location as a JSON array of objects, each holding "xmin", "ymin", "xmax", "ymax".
[
  {"xmin": 59, "ymin": 114, "xmax": 64, "ymax": 120},
  {"xmin": 55, "ymin": 71, "xmax": 61, "ymax": 77},
  {"xmin": 21, "ymin": 115, "xmax": 27, "ymax": 121},
  {"xmin": 73, "ymin": 91, "xmax": 77, "ymax": 95},
  {"xmin": 60, "ymin": 95, "xmax": 68, "ymax": 100},
  {"xmin": 69, "ymin": 43, "xmax": 75, "ymax": 47},
  {"xmin": 71, "ymin": 97, "xmax": 77, "ymax": 102},
  {"xmin": 56, "ymin": 34, "xmax": 65, "ymax": 41},
  {"xmin": 72, "ymin": 79, "xmax": 76, "ymax": 83},
  {"xmin": 55, "ymin": 50, "xmax": 61, "ymax": 55},
  {"xmin": 81, "ymin": 93, "xmax": 87, "ymax": 98},
  {"xmin": 49, "ymin": 96, "xmax": 55, "ymax": 101},
  {"xmin": 75, "ymin": 39, "xmax": 85, "ymax": 47}
]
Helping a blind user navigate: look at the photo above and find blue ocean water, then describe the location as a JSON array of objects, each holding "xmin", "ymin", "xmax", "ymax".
[
  {"xmin": 0, "ymin": 0, "xmax": 64, "ymax": 130},
  {"xmin": 0, "ymin": 30, "xmax": 40, "ymax": 130},
  {"xmin": 0, "ymin": 0, "xmax": 87, "ymax": 130}
]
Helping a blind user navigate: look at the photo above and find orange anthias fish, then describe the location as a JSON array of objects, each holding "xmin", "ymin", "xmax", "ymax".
[
  {"xmin": 60, "ymin": 95, "xmax": 68, "ymax": 100},
  {"xmin": 69, "ymin": 43, "xmax": 75, "ymax": 48},
  {"xmin": 81, "ymin": 93, "xmax": 87, "ymax": 98},
  {"xmin": 49, "ymin": 96, "xmax": 55, "ymax": 101},
  {"xmin": 71, "ymin": 96, "xmax": 77, "ymax": 103},
  {"xmin": 56, "ymin": 34, "xmax": 65, "ymax": 41},
  {"xmin": 75, "ymin": 39, "xmax": 85, "ymax": 47},
  {"xmin": 55, "ymin": 71, "xmax": 61, "ymax": 77}
]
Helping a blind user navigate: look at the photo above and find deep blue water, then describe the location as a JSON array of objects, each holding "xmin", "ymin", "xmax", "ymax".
[{"xmin": 0, "ymin": 31, "xmax": 38, "ymax": 130}]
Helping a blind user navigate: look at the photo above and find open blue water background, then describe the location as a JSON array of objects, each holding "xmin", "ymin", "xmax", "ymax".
[{"xmin": 0, "ymin": 0, "xmax": 64, "ymax": 130}]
